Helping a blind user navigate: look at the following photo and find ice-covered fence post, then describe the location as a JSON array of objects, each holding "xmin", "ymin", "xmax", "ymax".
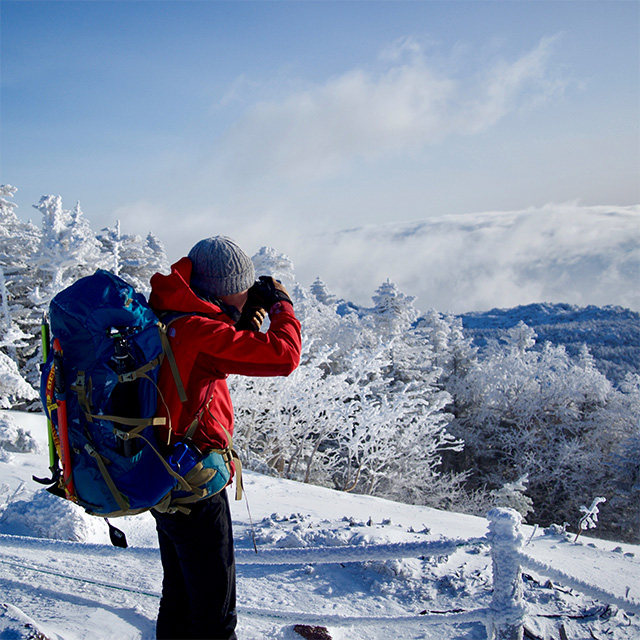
[{"xmin": 486, "ymin": 508, "xmax": 526, "ymax": 640}]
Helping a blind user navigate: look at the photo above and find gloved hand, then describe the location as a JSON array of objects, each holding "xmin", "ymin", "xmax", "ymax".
[
  {"xmin": 235, "ymin": 305, "xmax": 267, "ymax": 331},
  {"xmin": 251, "ymin": 276, "xmax": 293, "ymax": 309}
]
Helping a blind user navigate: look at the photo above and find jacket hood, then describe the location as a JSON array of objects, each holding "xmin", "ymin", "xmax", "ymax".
[{"xmin": 149, "ymin": 257, "xmax": 228, "ymax": 319}]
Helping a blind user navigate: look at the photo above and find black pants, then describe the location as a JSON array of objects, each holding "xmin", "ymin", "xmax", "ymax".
[{"xmin": 152, "ymin": 491, "xmax": 237, "ymax": 640}]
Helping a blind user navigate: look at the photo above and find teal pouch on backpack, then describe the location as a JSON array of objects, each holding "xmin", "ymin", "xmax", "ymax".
[
  {"xmin": 199, "ymin": 450, "xmax": 233, "ymax": 495},
  {"xmin": 166, "ymin": 447, "xmax": 234, "ymax": 510}
]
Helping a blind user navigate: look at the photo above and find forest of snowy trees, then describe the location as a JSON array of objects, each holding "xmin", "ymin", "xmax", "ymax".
[{"xmin": 1, "ymin": 185, "xmax": 638, "ymax": 543}]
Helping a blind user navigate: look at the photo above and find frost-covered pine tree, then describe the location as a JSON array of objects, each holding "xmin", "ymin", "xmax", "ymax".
[
  {"xmin": 30, "ymin": 196, "xmax": 107, "ymax": 308},
  {"xmin": 335, "ymin": 282, "xmax": 463, "ymax": 506},
  {"xmin": 0, "ymin": 186, "xmax": 41, "ymax": 277},
  {"xmin": 0, "ymin": 266, "xmax": 33, "ymax": 364},
  {"xmin": 0, "ymin": 190, "xmax": 173, "ymax": 404},
  {"xmin": 144, "ymin": 232, "xmax": 170, "ymax": 279},
  {"xmin": 310, "ymin": 277, "xmax": 338, "ymax": 307},
  {"xmin": 252, "ymin": 246, "xmax": 295, "ymax": 286},
  {"xmin": 17, "ymin": 197, "xmax": 107, "ymax": 385},
  {"xmin": 416, "ymin": 310, "xmax": 478, "ymax": 392},
  {"xmin": 97, "ymin": 221, "xmax": 125, "ymax": 275},
  {"xmin": 97, "ymin": 224, "xmax": 169, "ymax": 295},
  {"xmin": 307, "ymin": 280, "xmax": 461, "ymax": 505},
  {"xmin": 371, "ymin": 279, "xmax": 419, "ymax": 337},
  {"xmin": 490, "ymin": 474, "xmax": 534, "ymax": 519}
]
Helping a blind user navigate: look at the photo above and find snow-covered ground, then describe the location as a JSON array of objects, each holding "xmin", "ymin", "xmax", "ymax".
[{"xmin": 0, "ymin": 410, "xmax": 638, "ymax": 640}]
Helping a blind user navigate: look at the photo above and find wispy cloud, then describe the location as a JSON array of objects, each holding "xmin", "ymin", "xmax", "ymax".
[{"xmin": 210, "ymin": 34, "xmax": 567, "ymax": 185}]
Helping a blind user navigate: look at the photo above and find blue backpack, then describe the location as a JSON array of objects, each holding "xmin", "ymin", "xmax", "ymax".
[{"xmin": 39, "ymin": 270, "xmax": 236, "ymax": 525}]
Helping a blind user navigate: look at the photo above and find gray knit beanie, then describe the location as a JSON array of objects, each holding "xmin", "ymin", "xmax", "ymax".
[{"xmin": 188, "ymin": 236, "xmax": 255, "ymax": 297}]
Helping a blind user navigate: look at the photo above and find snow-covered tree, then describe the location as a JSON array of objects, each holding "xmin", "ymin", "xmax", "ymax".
[
  {"xmin": 252, "ymin": 246, "xmax": 295, "ymax": 286},
  {"xmin": 448, "ymin": 322, "xmax": 638, "ymax": 539},
  {"xmin": 0, "ymin": 186, "xmax": 40, "ymax": 270},
  {"xmin": 416, "ymin": 310, "xmax": 478, "ymax": 392},
  {"xmin": 0, "ymin": 267, "xmax": 33, "ymax": 364},
  {"xmin": 97, "ymin": 221, "xmax": 124, "ymax": 275},
  {"xmin": 371, "ymin": 279, "xmax": 419, "ymax": 337},
  {"xmin": 232, "ymin": 343, "xmax": 355, "ymax": 486},
  {"xmin": 144, "ymin": 232, "xmax": 170, "ymax": 279},
  {"xmin": 0, "ymin": 186, "xmax": 41, "ymax": 385},
  {"xmin": 0, "ymin": 189, "xmax": 174, "ymax": 402},
  {"xmin": 603, "ymin": 373, "xmax": 640, "ymax": 541},
  {"xmin": 310, "ymin": 277, "xmax": 338, "ymax": 307},
  {"xmin": 97, "ymin": 224, "xmax": 169, "ymax": 295},
  {"xmin": 231, "ymin": 266, "xmax": 463, "ymax": 509},
  {"xmin": 490, "ymin": 474, "xmax": 534, "ymax": 519},
  {"xmin": 30, "ymin": 196, "xmax": 106, "ymax": 308},
  {"xmin": 0, "ymin": 351, "xmax": 39, "ymax": 408},
  {"xmin": 13, "ymin": 197, "xmax": 107, "ymax": 386}
]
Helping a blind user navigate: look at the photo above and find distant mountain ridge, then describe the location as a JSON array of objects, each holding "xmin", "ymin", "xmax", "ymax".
[{"xmin": 459, "ymin": 303, "xmax": 640, "ymax": 386}]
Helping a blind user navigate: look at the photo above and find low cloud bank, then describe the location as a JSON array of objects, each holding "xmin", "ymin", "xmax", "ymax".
[{"xmin": 290, "ymin": 203, "xmax": 640, "ymax": 314}]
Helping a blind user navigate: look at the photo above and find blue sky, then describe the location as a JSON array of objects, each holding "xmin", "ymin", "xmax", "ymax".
[{"xmin": 1, "ymin": 1, "xmax": 638, "ymax": 279}]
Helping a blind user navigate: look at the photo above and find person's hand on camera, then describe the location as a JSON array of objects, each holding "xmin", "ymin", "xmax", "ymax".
[
  {"xmin": 253, "ymin": 276, "xmax": 293, "ymax": 309},
  {"xmin": 235, "ymin": 305, "xmax": 267, "ymax": 331}
]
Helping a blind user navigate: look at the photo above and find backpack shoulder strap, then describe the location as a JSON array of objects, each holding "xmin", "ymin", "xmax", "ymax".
[
  {"xmin": 155, "ymin": 312, "xmax": 196, "ymax": 405},
  {"xmin": 157, "ymin": 322, "xmax": 188, "ymax": 404}
]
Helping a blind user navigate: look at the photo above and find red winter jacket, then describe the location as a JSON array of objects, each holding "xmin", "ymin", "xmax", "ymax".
[{"xmin": 148, "ymin": 257, "xmax": 301, "ymax": 467}]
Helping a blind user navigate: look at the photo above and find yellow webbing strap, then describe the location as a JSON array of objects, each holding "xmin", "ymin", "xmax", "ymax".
[
  {"xmin": 208, "ymin": 424, "xmax": 243, "ymax": 501},
  {"xmin": 117, "ymin": 353, "xmax": 163, "ymax": 383},
  {"xmin": 217, "ymin": 424, "xmax": 243, "ymax": 501},
  {"xmin": 85, "ymin": 444, "xmax": 130, "ymax": 513},
  {"xmin": 103, "ymin": 415, "xmax": 166, "ymax": 428},
  {"xmin": 184, "ymin": 464, "xmax": 217, "ymax": 487},
  {"xmin": 71, "ymin": 372, "xmax": 92, "ymax": 423},
  {"xmin": 170, "ymin": 461, "xmax": 219, "ymax": 507},
  {"xmin": 184, "ymin": 404, "xmax": 206, "ymax": 441},
  {"xmin": 73, "ymin": 371, "xmax": 167, "ymax": 430},
  {"xmin": 231, "ymin": 450, "xmax": 243, "ymax": 501}
]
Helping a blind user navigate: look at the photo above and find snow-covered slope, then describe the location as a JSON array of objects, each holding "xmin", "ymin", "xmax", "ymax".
[{"xmin": 0, "ymin": 411, "xmax": 639, "ymax": 640}]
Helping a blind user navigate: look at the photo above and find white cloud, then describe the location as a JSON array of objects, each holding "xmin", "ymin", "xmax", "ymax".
[
  {"xmin": 456, "ymin": 34, "xmax": 565, "ymax": 133},
  {"xmin": 210, "ymin": 35, "xmax": 566, "ymax": 186}
]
